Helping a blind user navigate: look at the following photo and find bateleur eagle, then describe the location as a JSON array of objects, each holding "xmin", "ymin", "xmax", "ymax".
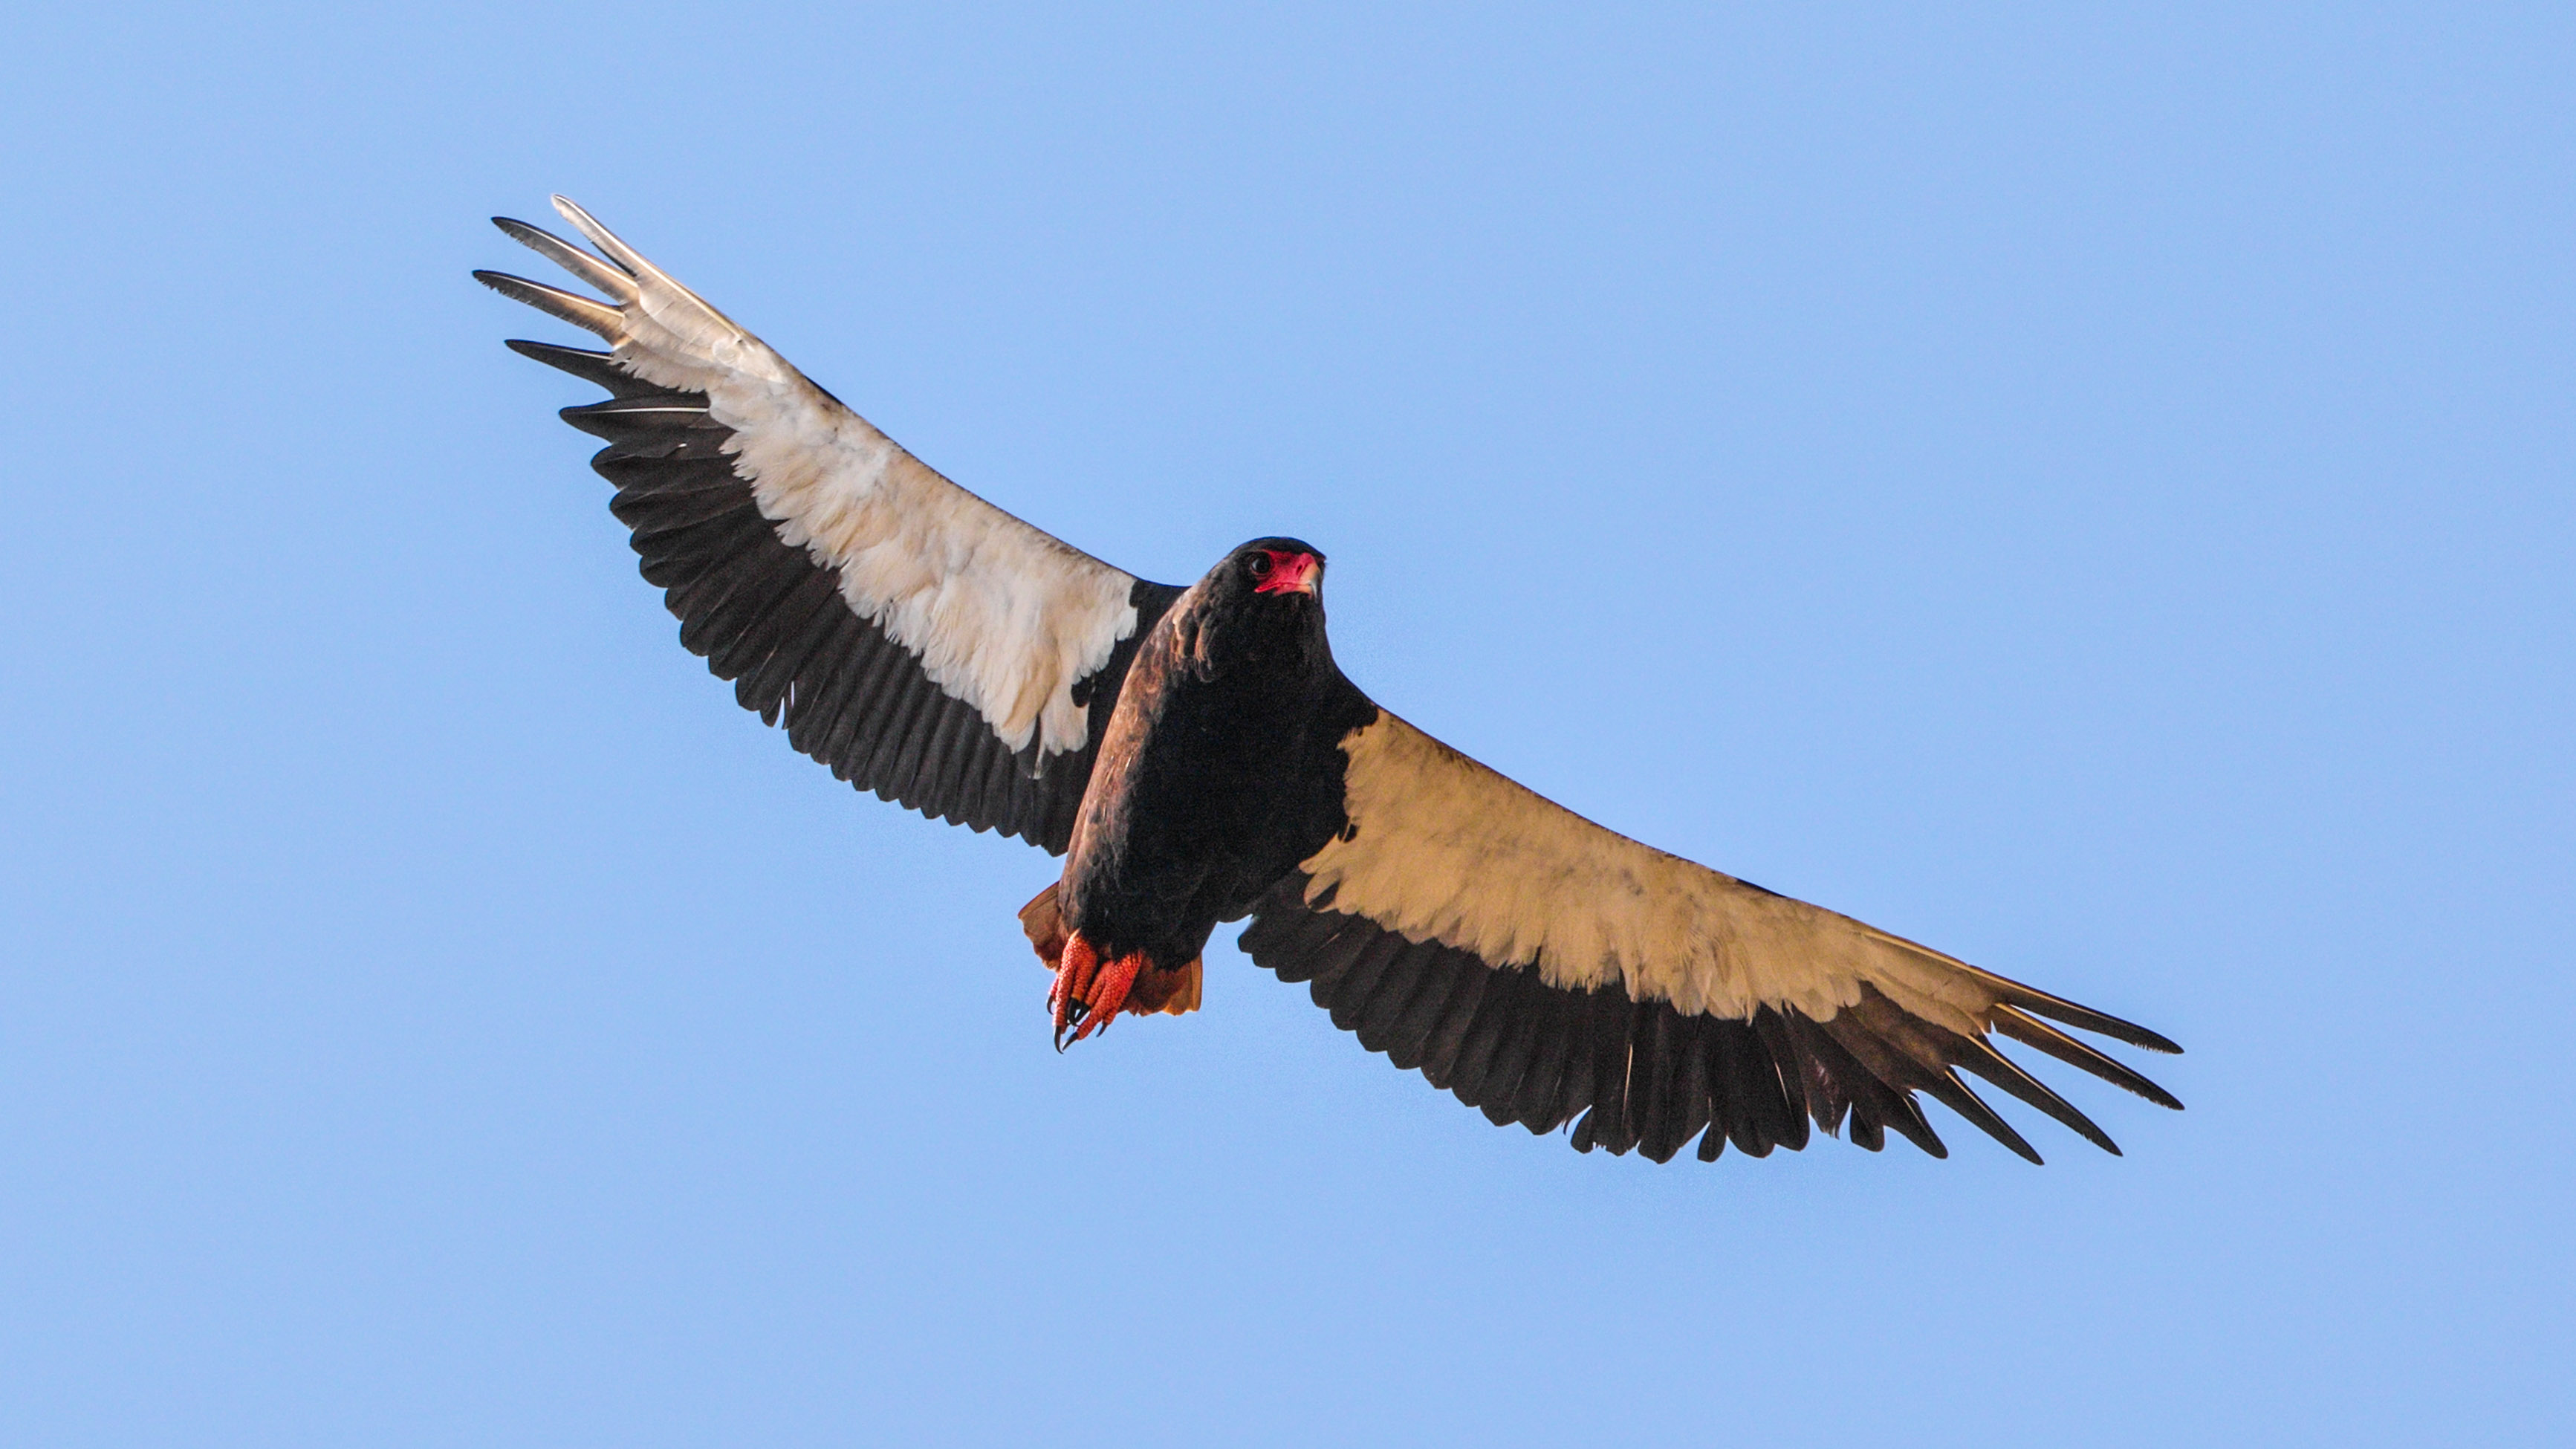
[{"xmin": 478, "ymin": 198, "xmax": 2182, "ymax": 1166}]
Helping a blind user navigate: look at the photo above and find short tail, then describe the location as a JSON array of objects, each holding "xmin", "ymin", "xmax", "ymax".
[{"xmin": 1019, "ymin": 883, "xmax": 1201, "ymax": 1017}]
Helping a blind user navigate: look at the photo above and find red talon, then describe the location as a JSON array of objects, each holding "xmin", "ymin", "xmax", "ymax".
[
  {"xmin": 1025, "ymin": 886, "xmax": 1201, "ymax": 1047},
  {"xmin": 1049, "ymin": 930, "xmax": 1144, "ymax": 1049}
]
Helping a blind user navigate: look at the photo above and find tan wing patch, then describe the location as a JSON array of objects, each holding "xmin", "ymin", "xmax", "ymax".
[{"xmin": 1297, "ymin": 713, "xmax": 1989, "ymax": 1033}]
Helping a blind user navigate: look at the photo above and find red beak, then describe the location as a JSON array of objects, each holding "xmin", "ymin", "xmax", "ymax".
[{"xmin": 1255, "ymin": 550, "xmax": 1320, "ymax": 596}]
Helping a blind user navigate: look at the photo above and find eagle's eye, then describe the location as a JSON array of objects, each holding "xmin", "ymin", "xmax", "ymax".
[{"xmin": 1247, "ymin": 554, "xmax": 1274, "ymax": 579}]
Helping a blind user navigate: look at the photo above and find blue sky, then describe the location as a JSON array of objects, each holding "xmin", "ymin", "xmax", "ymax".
[{"xmin": 4, "ymin": 4, "xmax": 2569, "ymax": 1445}]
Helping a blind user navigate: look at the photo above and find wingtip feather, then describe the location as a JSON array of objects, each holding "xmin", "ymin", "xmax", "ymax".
[
  {"xmin": 1921, "ymin": 1069, "xmax": 2045, "ymax": 1164},
  {"xmin": 474, "ymin": 269, "xmax": 623, "ymax": 339},
  {"xmin": 1864, "ymin": 926, "xmax": 2183, "ymax": 1054},
  {"xmin": 1993, "ymin": 1005, "xmax": 2184, "ymax": 1111},
  {"xmin": 493, "ymin": 215, "xmax": 637, "ymax": 296},
  {"xmin": 550, "ymin": 194, "xmax": 655, "ymax": 279},
  {"xmin": 1990, "ymin": 979, "xmax": 2183, "ymax": 1055},
  {"xmin": 1956, "ymin": 1036, "xmax": 2124, "ymax": 1155}
]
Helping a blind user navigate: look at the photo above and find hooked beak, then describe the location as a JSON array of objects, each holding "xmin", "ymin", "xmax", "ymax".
[{"xmin": 1255, "ymin": 550, "xmax": 1321, "ymax": 596}]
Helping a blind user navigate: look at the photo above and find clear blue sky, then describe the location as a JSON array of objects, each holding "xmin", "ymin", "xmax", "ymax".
[{"xmin": 4, "ymin": 4, "xmax": 2569, "ymax": 1445}]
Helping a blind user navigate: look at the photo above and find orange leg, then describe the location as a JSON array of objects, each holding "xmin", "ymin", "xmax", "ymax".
[{"xmin": 1048, "ymin": 930, "xmax": 1144, "ymax": 1049}]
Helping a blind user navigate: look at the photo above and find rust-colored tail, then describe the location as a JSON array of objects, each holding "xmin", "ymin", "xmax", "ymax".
[{"xmin": 1019, "ymin": 882, "xmax": 1201, "ymax": 1020}]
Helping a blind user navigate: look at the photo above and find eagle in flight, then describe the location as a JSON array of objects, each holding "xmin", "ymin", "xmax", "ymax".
[{"xmin": 478, "ymin": 198, "xmax": 2181, "ymax": 1166}]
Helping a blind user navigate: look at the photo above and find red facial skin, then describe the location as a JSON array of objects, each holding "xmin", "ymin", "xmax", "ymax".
[{"xmin": 1253, "ymin": 549, "xmax": 1320, "ymax": 595}]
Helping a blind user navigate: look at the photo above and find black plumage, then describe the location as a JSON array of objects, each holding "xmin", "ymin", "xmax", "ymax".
[{"xmin": 482, "ymin": 201, "xmax": 2187, "ymax": 1169}]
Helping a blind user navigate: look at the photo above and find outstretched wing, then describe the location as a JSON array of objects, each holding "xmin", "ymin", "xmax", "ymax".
[
  {"xmin": 478, "ymin": 198, "xmax": 1183, "ymax": 852},
  {"xmin": 1239, "ymin": 711, "xmax": 2181, "ymax": 1163}
]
